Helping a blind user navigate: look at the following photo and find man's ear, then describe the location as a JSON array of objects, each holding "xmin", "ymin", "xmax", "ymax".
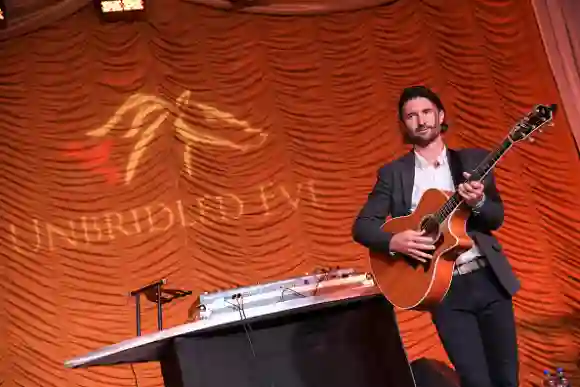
[{"xmin": 439, "ymin": 110, "xmax": 445, "ymax": 125}]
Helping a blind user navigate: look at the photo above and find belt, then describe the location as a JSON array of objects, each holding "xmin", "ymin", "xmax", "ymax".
[{"xmin": 453, "ymin": 257, "xmax": 487, "ymax": 276}]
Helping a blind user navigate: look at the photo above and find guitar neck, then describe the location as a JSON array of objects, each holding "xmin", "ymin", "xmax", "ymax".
[
  {"xmin": 468, "ymin": 138, "xmax": 513, "ymax": 183},
  {"xmin": 435, "ymin": 137, "xmax": 514, "ymax": 222}
]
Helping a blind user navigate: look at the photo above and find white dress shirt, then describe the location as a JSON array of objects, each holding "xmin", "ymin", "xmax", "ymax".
[{"xmin": 410, "ymin": 148, "xmax": 482, "ymax": 265}]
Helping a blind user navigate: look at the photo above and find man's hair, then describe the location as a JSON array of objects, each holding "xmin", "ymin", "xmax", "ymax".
[{"xmin": 397, "ymin": 85, "xmax": 448, "ymax": 132}]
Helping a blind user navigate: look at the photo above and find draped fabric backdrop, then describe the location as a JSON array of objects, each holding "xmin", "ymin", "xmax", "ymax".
[
  {"xmin": 532, "ymin": 0, "xmax": 580, "ymax": 151},
  {"xmin": 0, "ymin": 1, "xmax": 579, "ymax": 387}
]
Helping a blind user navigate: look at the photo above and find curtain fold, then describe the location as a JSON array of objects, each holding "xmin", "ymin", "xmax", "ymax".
[
  {"xmin": 0, "ymin": 0, "xmax": 401, "ymax": 40},
  {"xmin": 0, "ymin": 1, "xmax": 578, "ymax": 387},
  {"xmin": 183, "ymin": 0, "xmax": 400, "ymax": 15},
  {"xmin": 532, "ymin": 0, "xmax": 580, "ymax": 152},
  {"xmin": 0, "ymin": 0, "xmax": 90, "ymax": 41}
]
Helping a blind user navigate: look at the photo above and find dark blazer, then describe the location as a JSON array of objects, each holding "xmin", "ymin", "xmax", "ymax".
[{"xmin": 352, "ymin": 147, "xmax": 520, "ymax": 296}]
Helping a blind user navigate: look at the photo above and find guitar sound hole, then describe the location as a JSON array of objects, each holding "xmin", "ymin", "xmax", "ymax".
[
  {"xmin": 420, "ymin": 215, "xmax": 441, "ymax": 242},
  {"xmin": 398, "ymin": 215, "xmax": 443, "ymax": 270}
]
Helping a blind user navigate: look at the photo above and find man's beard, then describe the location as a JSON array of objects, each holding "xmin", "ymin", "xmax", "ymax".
[{"xmin": 406, "ymin": 125, "xmax": 441, "ymax": 147}]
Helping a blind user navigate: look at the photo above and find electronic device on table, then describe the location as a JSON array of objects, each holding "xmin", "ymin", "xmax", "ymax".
[{"xmin": 188, "ymin": 268, "xmax": 376, "ymax": 322}]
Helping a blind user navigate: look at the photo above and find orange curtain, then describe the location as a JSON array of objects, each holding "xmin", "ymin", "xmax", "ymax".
[
  {"xmin": 0, "ymin": 1, "xmax": 578, "ymax": 387},
  {"xmin": 531, "ymin": 0, "xmax": 580, "ymax": 151}
]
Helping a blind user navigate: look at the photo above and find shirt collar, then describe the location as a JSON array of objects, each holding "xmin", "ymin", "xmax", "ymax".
[{"xmin": 414, "ymin": 146, "xmax": 448, "ymax": 170}]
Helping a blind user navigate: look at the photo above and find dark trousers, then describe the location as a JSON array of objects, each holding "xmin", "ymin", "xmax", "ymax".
[{"xmin": 431, "ymin": 265, "xmax": 519, "ymax": 387}]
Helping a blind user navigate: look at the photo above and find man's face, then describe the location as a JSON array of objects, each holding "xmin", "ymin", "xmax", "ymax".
[{"xmin": 401, "ymin": 97, "xmax": 445, "ymax": 147}]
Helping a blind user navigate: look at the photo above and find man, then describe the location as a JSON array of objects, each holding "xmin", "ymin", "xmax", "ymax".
[{"xmin": 352, "ymin": 85, "xmax": 521, "ymax": 387}]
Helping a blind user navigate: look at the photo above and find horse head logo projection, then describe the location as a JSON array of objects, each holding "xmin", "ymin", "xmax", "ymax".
[
  {"xmin": 8, "ymin": 90, "xmax": 319, "ymax": 253},
  {"xmin": 84, "ymin": 90, "xmax": 269, "ymax": 185}
]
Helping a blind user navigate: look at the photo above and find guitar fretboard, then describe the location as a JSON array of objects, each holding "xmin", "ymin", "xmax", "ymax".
[{"xmin": 433, "ymin": 138, "xmax": 514, "ymax": 224}]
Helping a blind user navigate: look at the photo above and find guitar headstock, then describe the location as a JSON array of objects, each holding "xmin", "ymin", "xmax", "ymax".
[{"xmin": 508, "ymin": 104, "xmax": 557, "ymax": 143}]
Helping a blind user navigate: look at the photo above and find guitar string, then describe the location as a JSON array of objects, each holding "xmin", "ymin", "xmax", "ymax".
[{"xmin": 431, "ymin": 108, "xmax": 551, "ymax": 225}]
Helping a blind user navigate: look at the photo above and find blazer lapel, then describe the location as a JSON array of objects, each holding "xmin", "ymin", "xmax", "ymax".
[
  {"xmin": 400, "ymin": 151, "xmax": 415, "ymax": 213},
  {"xmin": 447, "ymin": 148, "xmax": 465, "ymax": 186}
]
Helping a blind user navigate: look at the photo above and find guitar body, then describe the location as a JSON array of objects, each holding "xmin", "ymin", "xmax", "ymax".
[{"xmin": 369, "ymin": 188, "xmax": 474, "ymax": 311}]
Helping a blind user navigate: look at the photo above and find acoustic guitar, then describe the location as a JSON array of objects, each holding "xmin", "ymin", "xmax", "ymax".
[{"xmin": 369, "ymin": 103, "xmax": 557, "ymax": 311}]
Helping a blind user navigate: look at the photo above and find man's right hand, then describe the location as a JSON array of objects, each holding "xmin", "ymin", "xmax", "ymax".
[{"xmin": 389, "ymin": 230, "xmax": 435, "ymax": 263}]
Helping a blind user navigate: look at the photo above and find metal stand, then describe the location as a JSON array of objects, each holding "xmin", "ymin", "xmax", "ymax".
[{"xmin": 130, "ymin": 279, "xmax": 167, "ymax": 336}]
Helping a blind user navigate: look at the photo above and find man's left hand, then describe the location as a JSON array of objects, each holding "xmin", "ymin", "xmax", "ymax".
[{"xmin": 458, "ymin": 172, "xmax": 485, "ymax": 207}]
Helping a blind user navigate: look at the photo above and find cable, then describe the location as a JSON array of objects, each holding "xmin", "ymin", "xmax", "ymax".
[
  {"xmin": 129, "ymin": 364, "xmax": 139, "ymax": 387},
  {"xmin": 279, "ymin": 286, "xmax": 308, "ymax": 302},
  {"xmin": 226, "ymin": 294, "xmax": 275, "ymax": 387},
  {"xmin": 279, "ymin": 267, "xmax": 333, "ymax": 301},
  {"xmin": 230, "ymin": 296, "xmax": 257, "ymax": 358},
  {"xmin": 312, "ymin": 270, "xmax": 329, "ymax": 296},
  {"xmin": 222, "ymin": 270, "xmax": 338, "ymax": 387}
]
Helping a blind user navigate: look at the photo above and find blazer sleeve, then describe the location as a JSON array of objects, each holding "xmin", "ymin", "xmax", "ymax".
[
  {"xmin": 352, "ymin": 164, "xmax": 395, "ymax": 253},
  {"xmin": 468, "ymin": 149, "xmax": 504, "ymax": 231}
]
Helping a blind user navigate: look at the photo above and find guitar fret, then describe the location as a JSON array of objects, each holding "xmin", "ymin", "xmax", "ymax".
[
  {"xmin": 427, "ymin": 104, "xmax": 556, "ymax": 226},
  {"xmin": 434, "ymin": 138, "xmax": 513, "ymax": 224}
]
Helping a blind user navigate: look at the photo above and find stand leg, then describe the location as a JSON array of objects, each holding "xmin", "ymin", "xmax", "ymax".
[
  {"xmin": 157, "ymin": 284, "xmax": 163, "ymax": 331},
  {"xmin": 136, "ymin": 294, "xmax": 141, "ymax": 337}
]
